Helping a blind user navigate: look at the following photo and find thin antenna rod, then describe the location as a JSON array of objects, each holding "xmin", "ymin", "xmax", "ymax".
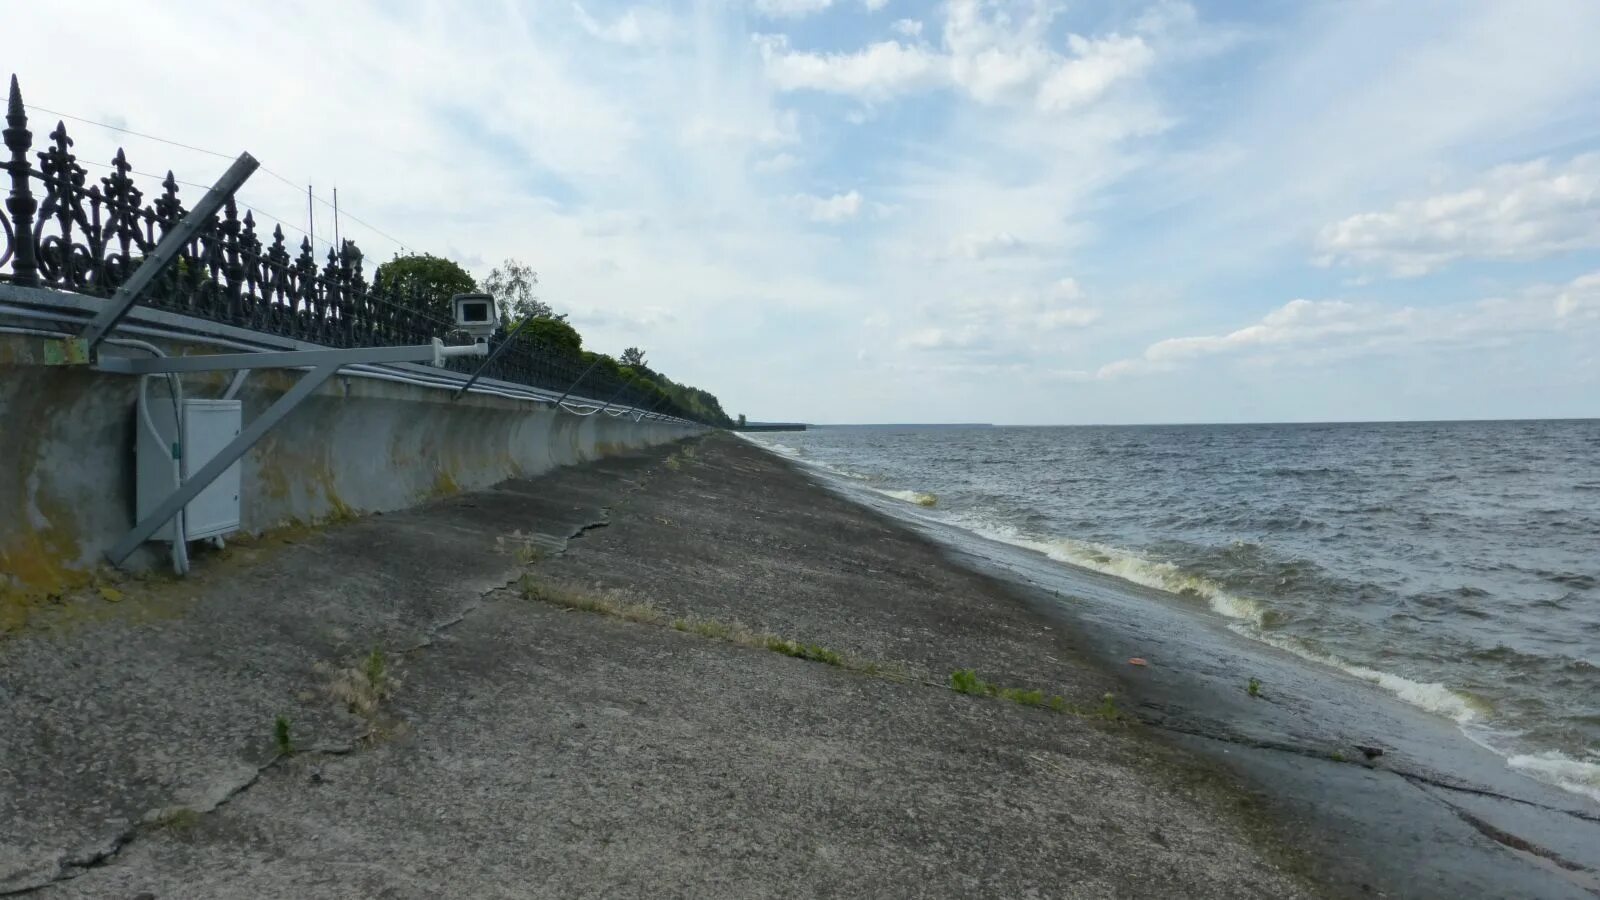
[
  {"xmin": 307, "ymin": 184, "xmax": 314, "ymax": 249},
  {"xmin": 333, "ymin": 186, "xmax": 340, "ymax": 252}
]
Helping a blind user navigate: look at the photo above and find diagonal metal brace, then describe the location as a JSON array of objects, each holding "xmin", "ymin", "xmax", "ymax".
[
  {"xmin": 552, "ymin": 356, "xmax": 603, "ymax": 409},
  {"xmin": 452, "ymin": 314, "xmax": 534, "ymax": 401},
  {"xmin": 80, "ymin": 153, "xmax": 259, "ymax": 354},
  {"xmin": 106, "ymin": 363, "xmax": 339, "ymax": 565}
]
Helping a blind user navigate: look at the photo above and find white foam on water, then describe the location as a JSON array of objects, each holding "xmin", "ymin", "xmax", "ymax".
[
  {"xmin": 945, "ymin": 514, "xmax": 1272, "ymax": 626},
  {"xmin": 875, "ymin": 488, "xmax": 938, "ymax": 507},
  {"xmin": 1506, "ymin": 751, "xmax": 1600, "ymax": 804},
  {"xmin": 1242, "ymin": 629, "xmax": 1483, "ymax": 724}
]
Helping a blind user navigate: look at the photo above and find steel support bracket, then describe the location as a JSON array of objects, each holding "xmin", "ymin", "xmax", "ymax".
[
  {"xmin": 41, "ymin": 337, "xmax": 90, "ymax": 365},
  {"xmin": 79, "ymin": 153, "xmax": 260, "ymax": 356}
]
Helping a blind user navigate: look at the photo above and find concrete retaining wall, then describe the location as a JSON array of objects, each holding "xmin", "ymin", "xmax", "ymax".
[{"xmin": 0, "ymin": 329, "xmax": 704, "ymax": 608}]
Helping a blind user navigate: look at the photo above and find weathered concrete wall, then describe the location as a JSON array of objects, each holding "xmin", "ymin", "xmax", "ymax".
[{"xmin": 0, "ymin": 331, "xmax": 704, "ymax": 609}]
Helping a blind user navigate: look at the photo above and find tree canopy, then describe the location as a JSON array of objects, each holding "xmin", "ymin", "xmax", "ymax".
[
  {"xmin": 373, "ymin": 254, "xmax": 476, "ymax": 320},
  {"xmin": 484, "ymin": 258, "xmax": 563, "ymax": 323}
]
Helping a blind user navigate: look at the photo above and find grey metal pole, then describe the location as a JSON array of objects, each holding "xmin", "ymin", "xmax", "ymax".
[
  {"xmin": 80, "ymin": 153, "xmax": 259, "ymax": 353},
  {"xmin": 552, "ymin": 356, "xmax": 603, "ymax": 409},
  {"xmin": 452, "ymin": 313, "xmax": 535, "ymax": 401},
  {"xmin": 595, "ymin": 381, "xmax": 631, "ymax": 415},
  {"xmin": 106, "ymin": 363, "xmax": 340, "ymax": 565}
]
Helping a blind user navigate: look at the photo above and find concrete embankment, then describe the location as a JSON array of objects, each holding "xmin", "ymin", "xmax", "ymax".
[
  {"xmin": 0, "ymin": 434, "xmax": 1315, "ymax": 898},
  {"xmin": 0, "ymin": 328, "xmax": 701, "ymax": 619}
]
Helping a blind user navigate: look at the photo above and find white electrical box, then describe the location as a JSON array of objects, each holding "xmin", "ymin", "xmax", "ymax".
[{"xmin": 136, "ymin": 398, "xmax": 243, "ymax": 543}]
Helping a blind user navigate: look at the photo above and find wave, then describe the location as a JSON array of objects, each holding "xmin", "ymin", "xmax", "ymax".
[
  {"xmin": 1245, "ymin": 630, "xmax": 1485, "ymax": 724},
  {"xmin": 942, "ymin": 515, "xmax": 1501, "ymax": 729},
  {"xmin": 945, "ymin": 516, "xmax": 1273, "ymax": 626},
  {"xmin": 876, "ymin": 488, "xmax": 938, "ymax": 507},
  {"xmin": 1506, "ymin": 751, "xmax": 1600, "ymax": 804}
]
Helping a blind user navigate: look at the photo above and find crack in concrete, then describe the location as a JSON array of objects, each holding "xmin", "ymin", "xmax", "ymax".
[
  {"xmin": 1407, "ymin": 778, "xmax": 1600, "ymax": 895},
  {"xmin": 1140, "ymin": 717, "xmax": 1600, "ymax": 823},
  {"xmin": 0, "ymin": 746, "xmax": 347, "ymax": 897},
  {"xmin": 2, "ymin": 449, "xmax": 678, "ymax": 896},
  {"xmin": 1138, "ymin": 714, "xmax": 1600, "ymax": 888}
]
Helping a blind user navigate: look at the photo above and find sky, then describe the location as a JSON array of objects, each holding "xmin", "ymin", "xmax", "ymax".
[{"xmin": 10, "ymin": 1, "xmax": 1600, "ymax": 424}]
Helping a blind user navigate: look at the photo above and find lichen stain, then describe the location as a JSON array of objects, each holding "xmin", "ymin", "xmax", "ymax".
[{"xmin": 0, "ymin": 523, "xmax": 90, "ymax": 634}]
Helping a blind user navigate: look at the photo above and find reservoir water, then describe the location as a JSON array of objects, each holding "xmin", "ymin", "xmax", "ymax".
[{"xmin": 745, "ymin": 420, "xmax": 1600, "ymax": 804}]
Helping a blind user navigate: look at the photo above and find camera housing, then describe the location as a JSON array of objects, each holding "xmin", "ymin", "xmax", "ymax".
[{"xmin": 451, "ymin": 292, "xmax": 499, "ymax": 341}]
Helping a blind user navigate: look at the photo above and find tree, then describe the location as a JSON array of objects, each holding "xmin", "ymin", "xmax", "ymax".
[
  {"xmin": 738, "ymin": 414, "xmax": 747, "ymax": 428},
  {"xmin": 620, "ymin": 347, "xmax": 647, "ymax": 368},
  {"xmin": 373, "ymin": 253, "xmax": 476, "ymax": 320},
  {"xmin": 526, "ymin": 316, "xmax": 582, "ymax": 355},
  {"xmin": 484, "ymin": 258, "xmax": 563, "ymax": 323}
]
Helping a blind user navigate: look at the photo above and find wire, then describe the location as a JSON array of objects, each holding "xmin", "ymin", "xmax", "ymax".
[
  {"xmin": 24, "ymin": 104, "xmax": 237, "ymax": 161},
  {"xmin": 25, "ymin": 103, "xmax": 414, "ymax": 255},
  {"xmin": 0, "ymin": 305, "xmax": 692, "ymax": 424},
  {"xmin": 70, "ymin": 157, "xmax": 337, "ymax": 252}
]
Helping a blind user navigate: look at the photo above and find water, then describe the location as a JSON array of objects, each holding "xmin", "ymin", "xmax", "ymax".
[{"xmin": 746, "ymin": 421, "xmax": 1600, "ymax": 802}]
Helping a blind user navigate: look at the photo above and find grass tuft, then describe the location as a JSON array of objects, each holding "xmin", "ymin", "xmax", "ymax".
[
  {"xmin": 1098, "ymin": 692, "xmax": 1120, "ymax": 720},
  {"xmin": 325, "ymin": 646, "xmax": 400, "ymax": 717},
  {"xmin": 1247, "ymin": 676, "xmax": 1262, "ymax": 698},
  {"xmin": 764, "ymin": 637, "xmax": 844, "ymax": 666},
  {"xmin": 273, "ymin": 714, "xmax": 294, "ymax": 756},
  {"xmin": 520, "ymin": 576, "xmax": 664, "ymax": 625},
  {"xmin": 950, "ymin": 668, "xmax": 989, "ymax": 695},
  {"xmin": 948, "ymin": 669, "xmax": 1112, "ymax": 720},
  {"xmin": 149, "ymin": 807, "xmax": 204, "ymax": 834}
]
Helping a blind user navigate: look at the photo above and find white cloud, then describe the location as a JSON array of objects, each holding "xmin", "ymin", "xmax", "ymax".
[
  {"xmin": 863, "ymin": 0, "xmax": 889, "ymax": 11},
  {"xmin": 753, "ymin": 152, "xmax": 800, "ymax": 174},
  {"xmin": 946, "ymin": 231, "xmax": 1027, "ymax": 259},
  {"xmin": 753, "ymin": 0, "xmax": 834, "ymax": 18},
  {"xmin": 1097, "ymin": 271, "xmax": 1600, "ymax": 379},
  {"xmin": 757, "ymin": 35, "xmax": 945, "ymax": 99},
  {"xmin": 1316, "ymin": 154, "xmax": 1600, "ymax": 276},
  {"xmin": 796, "ymin": 190, "xmax": 864, "ymax": 222},
  {"xmin": 572, "ymin": 4, "xmax": 675, "ymax": 46},
  {"xmin": 759, "ymin": 1, "xmax": 1160, "ymax": 109},
  {"xmin": 894, "ymin": 277, "xmax": 1101, "ymax": 365},
  {"xmin": 1037, "ymin": 34, "xmax": 1154, "ymax": 112}
]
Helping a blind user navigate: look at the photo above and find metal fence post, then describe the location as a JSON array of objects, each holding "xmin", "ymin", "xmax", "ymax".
[{"xmin": 4, "ymin": 76, "xmax": 39, "ymax": 286}]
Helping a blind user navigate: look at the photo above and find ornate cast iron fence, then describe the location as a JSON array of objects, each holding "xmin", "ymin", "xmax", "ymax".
[{"xmin": 1, "ymin": 75, "xmax": 702, "ymax": 423}]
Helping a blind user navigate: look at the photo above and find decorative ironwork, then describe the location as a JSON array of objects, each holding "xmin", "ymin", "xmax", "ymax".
[{"xmin": 0, "ymin": 76, "xmax": 701, "ymax": 423}]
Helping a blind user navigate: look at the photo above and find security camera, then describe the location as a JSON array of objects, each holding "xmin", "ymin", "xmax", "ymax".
[{"xmin": 451, "ymin": 292, "xmax": 499, "ymax": 341}]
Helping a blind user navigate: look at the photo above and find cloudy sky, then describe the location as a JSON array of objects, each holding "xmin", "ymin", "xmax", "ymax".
[{"xmin": 11, "ymin": 1, "xmax": 1600, "ymax": 423}]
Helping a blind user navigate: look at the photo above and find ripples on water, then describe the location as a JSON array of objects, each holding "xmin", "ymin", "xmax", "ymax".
[{"xmin": 752, "ymin": 421, "xmax": 1600, "ymax": 802}]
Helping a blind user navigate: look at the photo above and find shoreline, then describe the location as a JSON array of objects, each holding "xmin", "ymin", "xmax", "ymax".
[
  {"xmin": 755, "ymin": 435, "xmax": 1600, "ymax": 896},
  {"xmin": 2, "ymin": 434, "xmax": 1594, "ymax": 896},
  {"xmin": 747, "ymin": 432, "xmax": 1599, "ymax": 808}
]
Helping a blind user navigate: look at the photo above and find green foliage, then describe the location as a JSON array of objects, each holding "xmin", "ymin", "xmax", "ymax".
[
  {"xmin": 620, "ymin": 346, "xmax": 647, "ymax": 367},
  {"xmin": 1247, "ymin": 677, "xmax": 1262, "ymax": 698},
  {"xmin": 950, "ymin": 668, "xmax": 989, "ymax": 695},
  {"xmin": 764, "ymin": 637, "xmax": 844, "ymax": 666},
  {"xmin": 1098, "ymin": 692, "xmax": 1119, "ymax": 719},
  {"xmin": 484, "ymin": 258, "xmax": 558, "ymax": 322},
  {"xmin": 373, "ymin": 253, "xmax": 476, "ymax": 319},
  {"xmin": 364, "ymin": 647, "xmax": 388, "ymax": 694},
  {"xmin": 273, "ymin": 714, "xmax": 294, "ymax": 756},
  {"xmin": 525, "ymin": 316, "xmax": 582, "ymax": 354},
  {"xmin": 738, "ymin": 413, "xmax": 747, "ymax": 428}
]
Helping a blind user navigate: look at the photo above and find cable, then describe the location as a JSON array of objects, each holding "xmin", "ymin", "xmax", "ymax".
[
  {"xmin": 69, "ymin": 157, "xmax": 339, "ymax": 253},
  {"xmin": 0, "ymin": 305, "xmax": 689, "ymax": 424},
  {"xmin": 25, "ymin": 104, "xmax": 414, "ymax": 254}
]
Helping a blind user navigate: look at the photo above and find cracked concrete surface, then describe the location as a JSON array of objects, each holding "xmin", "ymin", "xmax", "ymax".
[
  {"xmin": 5, "ymin": 435, "xmax": 1591, "ymax": 897},
  {"xmin": 3, "ymin": 437, "xmax": 1323, "ymax": 898}
]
